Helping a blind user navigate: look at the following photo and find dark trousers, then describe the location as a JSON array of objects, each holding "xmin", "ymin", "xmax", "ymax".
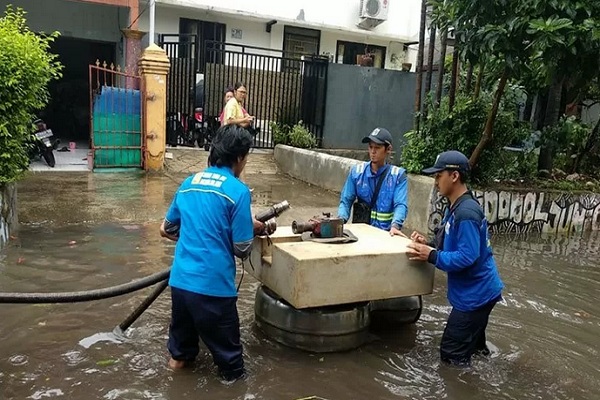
[
  {"xmin": 440, "ymin": 297, "xmax": 499, "ymax": 366},
  {"xmin": 167, "ymin": 287, "xmax": 244, "ymax": 380}
]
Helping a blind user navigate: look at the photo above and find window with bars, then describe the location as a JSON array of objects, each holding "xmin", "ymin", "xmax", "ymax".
[
  {"xmin": 179, "ymin": 18, "xmax": 226, "ymax": 73},
  {"xmin": 282, "ymin": 26, "xmax": 321, "ymax": 71}
]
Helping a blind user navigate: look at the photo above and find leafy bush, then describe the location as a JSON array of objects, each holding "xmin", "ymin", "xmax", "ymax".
[
  {"xmin": 402, "ymin": 90, "xmax": 532, "ymax": 183},
  {"xmin": 540, "ymin": 116, "xmax": 591, "ymax": 170},
  {"xmin": 0, "ymin": 6, "xmax": 62, "ymax": 185},
  {"xmin": 271, "ymin": 121, "xmax": 316, "ymax": 149}
]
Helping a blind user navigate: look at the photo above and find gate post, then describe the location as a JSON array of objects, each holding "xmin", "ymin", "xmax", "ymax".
[
  {"xmin": 121, "ymin": 28, "xmax": 146, "ymax": 89},
  {"xmin": 138, "ymin": 44, "xmax": 170, "ymax": 171}
]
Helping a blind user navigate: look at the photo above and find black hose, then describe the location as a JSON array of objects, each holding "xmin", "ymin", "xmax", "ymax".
[
  {"xmin": 0, "ymin": 268, "xmax": 170, "ymax": 304},
  {"xmin": 118, "ymin": 279, "xmax": 169, "ymax": 332}
]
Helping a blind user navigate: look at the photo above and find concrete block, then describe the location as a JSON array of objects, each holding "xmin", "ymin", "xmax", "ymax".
[{"xmin": 248, "ymin": 223, "xmax": 435, "ymax": 309}]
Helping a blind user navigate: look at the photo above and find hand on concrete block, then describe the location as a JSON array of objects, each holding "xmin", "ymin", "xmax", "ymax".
[
  {"xmin": 410, "ymin": 231, "xmax": 427, "ymax": 244},
  {"xmin": 389, "ymin": 226, "xmax": 407, "ymax": 238},
  {"xmin": 406, "ymin": 242, "xmax": 434, "ymax": 262}
]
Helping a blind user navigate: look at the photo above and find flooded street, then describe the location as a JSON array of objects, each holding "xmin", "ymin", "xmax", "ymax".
[{"xmin": 1, "ymin": 172, "xmax": 599, "ymax": 400}]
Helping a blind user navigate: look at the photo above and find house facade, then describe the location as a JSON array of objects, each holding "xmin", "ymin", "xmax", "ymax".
[{"xmin": 140, "ymin": 0, "xmax": 422, "ymax": 71}]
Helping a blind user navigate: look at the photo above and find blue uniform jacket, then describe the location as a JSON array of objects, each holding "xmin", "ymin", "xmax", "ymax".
[
  {"xmin": 165, "ymin": 167, "xmax": 254, "ymax": 297},
  {"xmin": 338, "ymin": 162, "xmax": 408, "ymax": 230},
  {"xmin": 429, "ymin": 192, "xmax": 504, "ymax": 312}
]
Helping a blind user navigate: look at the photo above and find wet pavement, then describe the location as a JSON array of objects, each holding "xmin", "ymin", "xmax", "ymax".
[{"xmin": 1, "ymin": 172, "xmax": 599, "ymax": 400}]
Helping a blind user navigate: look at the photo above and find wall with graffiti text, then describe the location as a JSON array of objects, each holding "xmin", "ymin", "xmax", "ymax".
[{"xmin": 428, "ymin": 189, "xmax": 600, "ymax": 234}]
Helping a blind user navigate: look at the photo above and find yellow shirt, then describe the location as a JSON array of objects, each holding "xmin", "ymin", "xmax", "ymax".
[{"xmin": 224, "ymin": 97, "xmax": 244, "ymax": 125}]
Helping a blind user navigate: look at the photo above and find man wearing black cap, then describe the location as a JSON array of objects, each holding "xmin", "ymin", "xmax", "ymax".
[
  {"xmin": 406, "ymin": 150, "xmax": 504, "ymax": 366},
  {"xmin": 338, "ymin": 127, "xmax": 408, "ymax": 236}
]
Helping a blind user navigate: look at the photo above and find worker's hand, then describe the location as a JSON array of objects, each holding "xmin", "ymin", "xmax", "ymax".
[
  {"xmin": 410, "ymin": 231, "xmax": 427, "ymax": 244},
  {"xmin": 389, "ymin": 226, "xmax": 407, "ymax": 238},
  {"xmin": 159, "ymin": 220, "xmax": 179, "ymax": 242},
  {"xmin": 253, "ymin": 217, "xmax": 266, "ymax": 235},
  {"xmin": 406, "ymin": 242, "xmax": 434, "ymax": 262}
]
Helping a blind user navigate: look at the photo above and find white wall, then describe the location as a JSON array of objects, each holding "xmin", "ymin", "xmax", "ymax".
[
  {"xmin": 142, "ymin": 4, "xmax": 410, "ymax": 70},
  {"xmin": 155, "ymin": 0, "xmax": 423, "ymax": 41}
]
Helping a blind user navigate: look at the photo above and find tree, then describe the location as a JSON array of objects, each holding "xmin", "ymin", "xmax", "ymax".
[
  {"xmin": 525, "ymin": 1, "xmax": 600, "ymax": 174},
  {"xmin": 0, "ymin": 6, "xmax": 62, "ymax": 185},
  {"xmin": 428, "ymin": 0, "xmax": 537, "ymax": 168}
]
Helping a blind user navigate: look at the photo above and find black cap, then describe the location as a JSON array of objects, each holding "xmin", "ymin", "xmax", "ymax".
[
  {"xmin": 361, "ymin": 127, "xmax": 393, "ymax": 145},
  {"xmin": 422, "ymin": 150, "xmax": 470, "ymax": 175}
]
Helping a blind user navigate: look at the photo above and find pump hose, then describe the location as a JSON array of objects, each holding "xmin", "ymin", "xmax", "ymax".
[{"xmin": 0, "ymin": 268, "xmax": 170, "ymax": 304}]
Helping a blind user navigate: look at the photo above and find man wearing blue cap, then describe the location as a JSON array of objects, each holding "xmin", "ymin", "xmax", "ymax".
[
  {"xmin": 406, "ymin": 150, "xmax": 504, "ymax": 366},
  {"xmin": 338, "ymin": 127, "xmax": 408, "ymax": 236}
]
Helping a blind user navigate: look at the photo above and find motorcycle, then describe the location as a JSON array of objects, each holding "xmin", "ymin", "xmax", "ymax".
[
  {"xmin": 193, "ymin": 107, "xmax": 211, "ymax": 151},
  {"xmin": 30, "ymin": 119, "xmax": 60, "ymax": 168}
]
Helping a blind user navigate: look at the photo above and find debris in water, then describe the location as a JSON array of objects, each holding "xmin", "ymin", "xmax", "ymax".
[
  {"xmin": 96, "ymin": 359, "xmax": 119, "ymax": 367},
  {"xmin": 78, "ymin": 331, "xmax": 124, "ymax": 349}
]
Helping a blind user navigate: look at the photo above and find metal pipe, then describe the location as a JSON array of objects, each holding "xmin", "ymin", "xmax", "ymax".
[{"xmin": 149, "ymin": 0, "xmax": 156, "ymax": 45}]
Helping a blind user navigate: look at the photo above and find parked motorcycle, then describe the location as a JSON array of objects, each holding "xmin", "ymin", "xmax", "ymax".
[{"xmin": 30, "ymin": 119, "xmax": 60, "ymax": 168}]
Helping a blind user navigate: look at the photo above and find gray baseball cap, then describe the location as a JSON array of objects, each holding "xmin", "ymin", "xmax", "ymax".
[
  {"xmin": 422, "ymin": 150, "xmax": 471, "ymax": 175},
  {"xmin": 361, "ymin": 127, "xmax": 393, "ymax": 145}
]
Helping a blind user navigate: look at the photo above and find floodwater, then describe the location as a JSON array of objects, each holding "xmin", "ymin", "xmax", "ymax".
[{"xmin": 1, "ymin": 172, "xmax": 599, "ymax": 400}]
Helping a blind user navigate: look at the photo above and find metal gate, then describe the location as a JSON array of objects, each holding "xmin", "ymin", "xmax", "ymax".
[
  {"xmin": 89, "ymin": 61, "xmax": 143, "ymax": 168},
  {"xmin": 158, "ymin": 34, "xmax": 199, "ymax": 147},
  {"xmin": 203, "ymin": 41, "xmax": 329, "ymax": 148}
]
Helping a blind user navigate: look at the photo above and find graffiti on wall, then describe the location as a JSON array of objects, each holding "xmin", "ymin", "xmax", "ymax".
[{"xmin": 428, "ymin": 189, "xmax": 600, "ymax": 234}]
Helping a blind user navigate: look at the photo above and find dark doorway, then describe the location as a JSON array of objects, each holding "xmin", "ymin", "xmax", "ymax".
[
  {"xmin": 336, "ymin": 40, "xmax": 386, "ymax": 69},
  {"xmin": 44, "ymin": 36, "xmax": 116, "ymax": 145},
  {"xmin": 179, "ymin": 18, "xmax": 226, "ymax": 73}
]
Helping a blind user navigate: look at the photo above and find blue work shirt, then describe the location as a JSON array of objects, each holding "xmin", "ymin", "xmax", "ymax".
[
  {"xmin": 165, "ymin": 166, "xmax": 254, "ymax": 297},
  {"xmin": 430, "ymin": 192, "xmax": 504, "ymax": 312},
  {"xmin": 338, "ymin": 162, "xmax": 408, "ymax": 230}
]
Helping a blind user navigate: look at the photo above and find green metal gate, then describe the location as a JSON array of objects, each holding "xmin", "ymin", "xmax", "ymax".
[{"xmin": 89, "ymin": 61, "xmax": 143, "ymax": 169}]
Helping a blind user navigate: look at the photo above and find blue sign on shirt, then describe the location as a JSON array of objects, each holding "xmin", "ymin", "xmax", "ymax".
[{"xmin": 165, "ymin": 166, "xmax": 254, "ymax": 297}]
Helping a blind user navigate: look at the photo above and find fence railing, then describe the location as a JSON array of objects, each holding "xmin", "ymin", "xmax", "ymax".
[
  {"xmin": 89, "ymin": 61, "xmax": 143, "ymax": 168},
  {"xmin": 203, "ymin": 41, "xmax": 329, "ymax": 148}
]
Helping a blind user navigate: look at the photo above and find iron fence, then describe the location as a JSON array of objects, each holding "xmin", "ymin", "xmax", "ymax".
[
  {"xmin": 203, "ymin": 41, "xmax": 329, "ymax": 148},
  {"xmin": 89, "ymin": 61, "xmax": 143, "ymax": 168}
]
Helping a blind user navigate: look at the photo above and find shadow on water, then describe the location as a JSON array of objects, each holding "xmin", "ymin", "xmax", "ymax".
[{"xmin": 1, "ymin": 173, "xmax": 599, "ymax": 399}]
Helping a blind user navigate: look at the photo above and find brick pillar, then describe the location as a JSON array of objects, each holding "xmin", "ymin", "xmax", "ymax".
[
  {"xmin": 138, "ymin": 44, "xmax": 170, "ymax": 171},
  {"xmin": 121, "ymin": 28, "xmax": 146, "ymax": 88}
]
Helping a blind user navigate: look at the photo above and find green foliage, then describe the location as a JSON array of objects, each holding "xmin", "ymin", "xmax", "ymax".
[
  {"xmin": 271, "ymin": 121, "xmax": 317, "ymax": 149},
  {"xmin": 402, "ymin": 90, "xmax": 532, "ymax": 183},
  {"xmin": 0, "ymin": 6, "xmax": 62, "ymax": 185},
  {"xmin": 541, "ymin": 116, "xmax": 589, "ymax": 155}
]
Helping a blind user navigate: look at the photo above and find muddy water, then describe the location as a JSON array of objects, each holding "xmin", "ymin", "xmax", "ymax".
[{"xmin": 1, "ymin": 172, "xmax": 599, "ymax": 400}]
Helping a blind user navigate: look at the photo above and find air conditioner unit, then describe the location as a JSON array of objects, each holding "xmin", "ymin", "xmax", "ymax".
[{"xmin": 359, "ymin": 0, "xmax": 389, "ymax": 21}]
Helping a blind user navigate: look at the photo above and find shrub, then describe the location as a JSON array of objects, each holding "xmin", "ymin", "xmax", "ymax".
[
  {"xmin": 0, "ymin": 6, "xmax": 62, "ymax": 185},
  {"xmin": 402, "ymin": 90, "xmax": 532, "ymax": 183},
  {"xmin": 271, "ymin": 121, "xmax": 316, "ymax": 149}
]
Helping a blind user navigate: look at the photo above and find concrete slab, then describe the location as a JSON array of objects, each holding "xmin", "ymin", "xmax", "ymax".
[
  {"xmin": 248, "ymin": 223, "xmax": 435, "ymax": 309},
  {"xmin": 29, "ymin": 149, "xmax": 89, "ymax": 172}
]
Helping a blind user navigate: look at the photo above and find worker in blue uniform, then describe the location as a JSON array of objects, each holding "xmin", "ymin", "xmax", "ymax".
[
  {"xmin": 160, "ymin": 125, "xmax": 265, "ymax": 381},
  {"xmin": 338, "ymin": 127, "xmax": 408, "ymax": 236},
  {"xmin": 406, "ymin": 150, "xmax": 504, "ymax": 366}
]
